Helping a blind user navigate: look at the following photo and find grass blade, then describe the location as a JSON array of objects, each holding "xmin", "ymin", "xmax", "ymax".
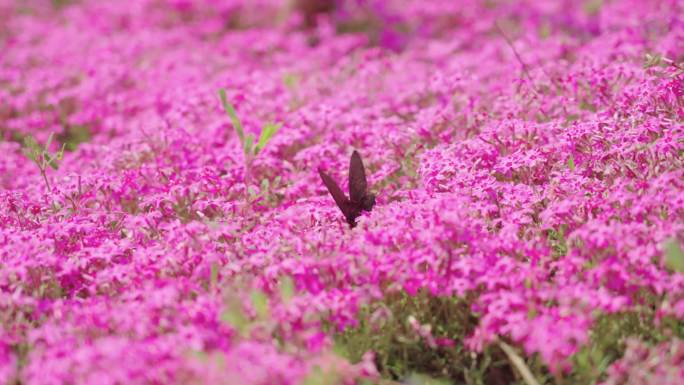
[
  {"xmin": 498, "ymin": 340, "xmax": 542, "ymax": 385},
  {"xmin": 255, "ymin": 121, "xmax": 281, "ymax": 155},
  {"xmin": 665, "ymin": 239, "xmax": 684, "ymax": 273},
  {"xmin": 219, "ymin": 88, "xmax": 245, "ymax": 144},
  {"xmin": 244, "ymin": 133, "xmax": 254, "ymax": 155}
]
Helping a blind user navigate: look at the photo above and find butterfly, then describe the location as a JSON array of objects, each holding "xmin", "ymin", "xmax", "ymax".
[{"xmin": 318, "ymin": 150, "xmax": 376, "ymax": 228}]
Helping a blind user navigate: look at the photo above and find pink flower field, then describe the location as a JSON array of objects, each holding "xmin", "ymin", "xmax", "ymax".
[{"xmin": 1, "ymin": 1, "xmax": 683, "ymax": 384}]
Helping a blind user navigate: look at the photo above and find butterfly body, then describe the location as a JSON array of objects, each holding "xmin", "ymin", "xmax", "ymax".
[{"xmin": 318, "ymin": 150, "xmax": 375, "ymax": 228}]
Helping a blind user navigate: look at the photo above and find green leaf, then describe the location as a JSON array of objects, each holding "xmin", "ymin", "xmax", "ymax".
[
  {"xmin": 221, "ymin": 306, "xmax": 248, "ymax": 335},
  {"xmin": 22, "ymin": 136, "xmax": 40, "ymax": 160},
  {"xmin": 210, "ymin": 262, "xmax": 218, "ymax": 288},
  {"xmin": 282, "ymin": 73, "xmax": 299, "ymax": 90},
  {"xmin": 498, "ymin": 341, "xmax": 542, "ymax": 385},
  {"xmin": 56, "ymin": 143, "xmax": 66, "ymax": 161},
  {"xmin": 301, "ymin": 366, "xmax": 340, "ymax": 385},
  {"xmin": 46, "ymin": 154, "xmax": 60, "ymax": 170},
  {"xmin": 332, "ymin": 341, "xmax": 349, "ymax": 359},
  {"xmin": 250, "ymin": 290, "xmax": 269, "ymax": 319},
  {"xmin": 523, "ymin": 278, "xmax": 532, "ymax": 289},
  {"xmin": 665, "ymin": 239, "xmax": 684, "ymax": 273},
  {"xmin": 260, "ymin": 178, "xmax": 269, "ymax": 192},
  {"xmin": 22, "ymin": 148, "xmax": 37, "ymax": 163},
  {"xmin": 538, "ymin": 22, "xmax": 551, "ymax": 39},
  {"xmin": 23, "ymin": 135, "xmax": 38, "ymax": 150},
  {"xmin": 567, "ymin": 154, "xmax": 576, "ymax": 171},
  {"xmin": 254, "ymin": 121, "xmax": 281, "ymax": 155},
  {"xmin": 644, "ymin": 53, "xmax": 662, "ymax": 69},
  {"xmin": 279, "ymin": 276, "xmax": 295, "ymax": 302},
  {"xmin": 45, "ymin": 132, "xmax": 54, "ymax": 151},
  {"xmin": 403, "ymin": 373, "xmax": 451, "ymax": 385},
  {"xmin": 244, "ymin": 133, "xmax": 254, "ymax": 155},
  {"xmin": 583, "ymin": 0, "xmax": 603, "ymax": 15},
  {"xmin": 218, "ymin": 88, "xmax": 245, "ymax": 144}
]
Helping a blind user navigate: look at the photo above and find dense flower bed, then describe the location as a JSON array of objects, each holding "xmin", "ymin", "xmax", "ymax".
[{"xmin": 1, "ymin": 1, "xmax": 683, "ymax": 384}]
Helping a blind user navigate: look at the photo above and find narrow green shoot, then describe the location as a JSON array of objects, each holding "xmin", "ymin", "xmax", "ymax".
[
  {"xmin": 22, "ymin": 132, "xmax": 65, "ymax": 192},
  {"xmin": 255, "ymin": 121, "xmax": 282, "ymax": 155},
  {"xmin": 218, "ymin": 88, "xmax": 282, "ymax": 191},
  {"xmin": 221, "ymin": 304, "xmax": 248, "ymax": 336},
  {"xmin": 219, "ymin": 88, "xmax": 245, "ymax": 144},
  {"xmin": 218, "ymin": 88, "xmax": 281, "ymax": 157},
  {"xmin": 665, "ymin": 239, "xmax": 684, "ymax": 273},
  {"xmin": 250, "ymin": 290, "xmax": 270, "ymax": 319},
  {"xmin": 279, "ymin": 276, "xmax": 295, "ymax": 303},
  {"xmin": 244, "ymin": 133, "xmax": 255, "ymax": 155},
  {"xmin": 210, "ymin": 262, "xmax": 219, "ymax": 290}
]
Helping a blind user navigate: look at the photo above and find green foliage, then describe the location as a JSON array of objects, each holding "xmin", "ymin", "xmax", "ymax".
[
  {"xmin": 546, "ymin": 225, "xmax": 569, "ymax": 258},
  {"xmin": 218, "ymin": 88, "xmax": 282, "ymax": 191},
  {"xmin": 282, "ymin": 73, "xmax": 304, "ymax": 109},
  {"xmin": 664, "ymin": 239, "xmax": 684, "ymax": 273},
  {"xmin": 51, "ymin": 0, "xmax": 72, "ymax": 9},
  {"xmin": 220, "ymin": 288, "xmax": 274, "ymax": 338},
  {"xmin": 250, "ymin": 290, "xmax": 270, "ymax": 319},
  {"xmin": 583, "ymin": 0, "xmax": 604, "ymax": 15},
  {"xmin": 244, "ymin": 133, "xmax": 255, "ymax": 155},
  {"xmin": 22, "ymin": 132, "xmax": 65, "ymax": 191},
  {"xmin": 332, "ymin": 292, "xmax": 517, "ymax": 384},
  {"xmin": 301, "ymin": 365, "xmax": 341, "ymax": 385},
  {"xmin": 374, "ymin": 141, "xmax": 422, "ymax": 197},
  {"xmin": 642, "ymin": 54, "xmax": 684, "ymax": 77},
  {"xmin": 255, "ymin": 121, "xmax": 282, "ymax": 155},
  {"xmin": 401, "ymin": 373, "xmax": 451, "ymax": 385},
  {"xmin": 279, "ymin": 276, "xmax": 295, "ymax": 303},
  {"xmin": 218, "ymin": 88, "xmax": 281, "ymax": 157},
  {"xmin": 58, "ymin": 124, "xmax": 92, "ymax": 151},
  {"xmin": 498, "ymin": 341, "xmax": 542, "ymax": 385},
  {"xmin": 282, "ymin": 73, "xmax": 299, "ymax": 91},
  {"xmin": 219, "ymin": 88, "xmax": 245, "ymax": 144},
  {"xmin": 643, "ymin": 53, "xmax": 663, "ymax": 69},
  {"xmin": 569, "ymin": 311, "xmax": 663, "ymax": 384},
  {"xmin": 333, "ymin": 290, "xmax": 684, "ymax": 385},
  {"xmin": 244, "ymin": 175, "xmax": 284, "ymax": 208},
  {"xmin": 221, "ymin": 298, "xmax": 249, "ymax": 336},
  {"xmin": 23, "ymin": 133, "xmax": 62, "ymax": 170},
  {"xmin": 210, "ymin": 262, "xmax": 219, "ymax": 290},
  {"xmin": 537, "ymin": 22, "xmax": 551, "ymax": 39}
]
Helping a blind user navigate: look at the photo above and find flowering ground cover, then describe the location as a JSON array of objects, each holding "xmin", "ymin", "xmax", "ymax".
[{"xmin": 1, "ymin": 0, "xmax": 683, "ymax": 384}]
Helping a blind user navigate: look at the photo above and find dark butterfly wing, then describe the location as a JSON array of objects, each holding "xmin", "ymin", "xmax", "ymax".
[
  {"xmin": 318, "ymin": 168, "xmax": 353, "ymax": 219},
  {"xmin": 348, "ymin": 150, "xmax": 368, "ymax": 203}
]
